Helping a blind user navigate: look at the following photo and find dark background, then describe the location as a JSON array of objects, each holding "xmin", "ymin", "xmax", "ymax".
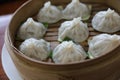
[
  {"xmin": 0, "ymin": 0, "xmax": 27, "ymax": 15},
  {"xmin": 0, "ymin": 0, "xmax": 16, "ymax": 3}
]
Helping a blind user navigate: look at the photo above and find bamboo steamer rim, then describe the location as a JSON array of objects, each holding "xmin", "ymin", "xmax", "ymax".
[{"xmin": 5, "ymin": 0, "xmax": 120, "ymax": 67}]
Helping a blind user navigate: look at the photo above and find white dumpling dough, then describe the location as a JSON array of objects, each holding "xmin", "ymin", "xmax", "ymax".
[
  {"xmin": 19, "ymin": 38, "xmax": 51, "ymax": 60},
  {"xmin": 53, "ymin": 41, "xmax": 87, "ymax": 64},
  {"xmin": 17, "ymin": 18, "xmax": 46, "ymax": 40},
  {"xmin": 37, "ymin": 1, "xmax": 62, "ymax": 23},
  {"xmin": 88, "ymin": 34, "xmax": 120, "ymax": 58},
  {"xmin": 62, "ymin": 0, "xmax": 91, "ymax": 20},
  {"xmin": 58, "ymin": 17, "xmax": 89, "ymax": 42},
  {"xmin": 92, "ymin": 8, "xmax": 120, "ymax": 33}
]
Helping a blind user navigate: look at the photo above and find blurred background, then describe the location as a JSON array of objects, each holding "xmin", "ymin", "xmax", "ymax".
[
  {"xmin": 0, "ymin": 0, "xmax": 16, "ymax": 3},
  {"xmin": 0, "ymin": 0, "xmax": 27, "ymax": 15},
  {"xmin": 0, "ymin": 0, "xmax": 27, "ymax": 80}
]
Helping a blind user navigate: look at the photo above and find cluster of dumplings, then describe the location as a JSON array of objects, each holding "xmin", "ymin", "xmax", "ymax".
[
  {"xmin": 18, "ymin": 0, "xmax": 120, "ymax": 64},
  {"xmin": 37, "ymin": 0, "xmax": 91, "ymax": 23}
]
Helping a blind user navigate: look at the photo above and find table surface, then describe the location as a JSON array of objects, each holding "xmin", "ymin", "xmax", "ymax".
[{"xmin": 0, "ymin": 0, "xmax": 27, "ymax": 79}]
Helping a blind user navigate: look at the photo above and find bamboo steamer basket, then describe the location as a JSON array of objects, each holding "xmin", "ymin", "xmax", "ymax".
[{"xmin": 5, "ymin": 0, "xmax": 120, "ymax": 80}]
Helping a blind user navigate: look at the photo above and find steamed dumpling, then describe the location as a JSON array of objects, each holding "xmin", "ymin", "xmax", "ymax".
[
  {"xmin": 17, "ymin": 18, "xmax": 46, "ymax": 40},
  {"xmin": 19, "ymin": 38, "xmax": 51, "ymax": 60},
  {"xmin": 88, "ymin": 34, "xmax": 120, "ymax": 58},
  {"xmin": 37, "ymin": 1, "xmax": 62, "ymax": 23},
  {"xmin": 62, "ymin": 0, "xmax": 91, "ymax": 20},
  {"xmin": 58, "ymin": 17, "xmax": 89, "ymax": 42},
  {"xmin": 92, "ymin": 8, "xmax": 120, "ymax": 33},
  {"xmin": 52, "ymin": 41, "xmax": 87, "ymax": 64}
]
